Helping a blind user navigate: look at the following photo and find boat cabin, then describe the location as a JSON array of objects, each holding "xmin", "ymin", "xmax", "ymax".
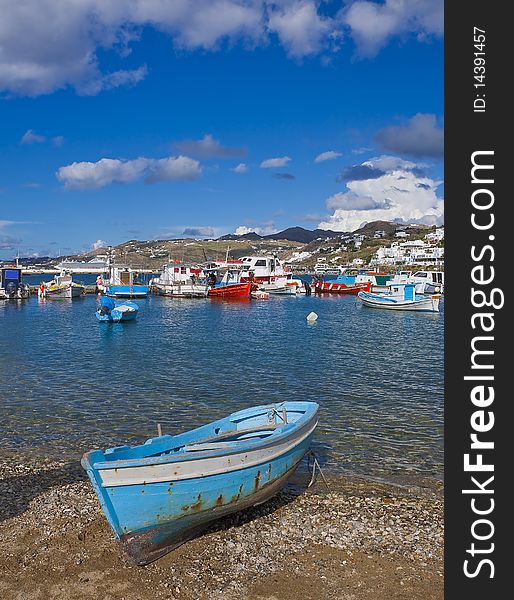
[
  {"xmin": 0, "ymin": 267, "xmax": 29, "ymax": 299},
  {"xmin": 390, "ymin": 283, "xmax": 417, "ymax": 301}
]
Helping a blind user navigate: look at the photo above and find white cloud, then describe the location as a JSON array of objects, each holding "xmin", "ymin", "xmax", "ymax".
[
  {"xmin": 314, "ymin": 150, "xmax": 342, "ymax": 163},
  {"xmin": 91, "ymin": 239, "xmax": 107, "ymax": 250},
  {"xmin": 20, "ymin": 129, "xmax": 46, "ymax": 144},
  {"xmin": 318, "ymin": 155, "xmax": 443, "ymax": 232},
  {"xmin": 231, "ymin": 163, "xmax": 248, "ymax": 173},
  {"xmin": 260, "ymin": 156, "xmax": 291, "ymax": 168},
  {"xmin": 268, "ymin": 1, "xmax": 332, "ymax": 57},
  {"xmin": 234, "ymin": 222, "xmax": 277, "ymax": 236},
  {"xmin": 0, "ymin": 1, "xmax": 443, "ymax": 97},
  {"xmin": 146, "ymin": 156, "xmax": 203, "ymax": 184},
  {"xmin": 56, "ymin": 155, "xmax": 201, "ymax": 189},
  {"xmin": 342, "ymin": 0, "xmax": 444, "ymax": 57}
]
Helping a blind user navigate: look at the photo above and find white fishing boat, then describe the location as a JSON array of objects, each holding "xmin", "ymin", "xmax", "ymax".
[
  {"xmin": 387, "ymin": 270, "xmax": 444, "ymax": 294},
  {"xmin": 151, "ymin": 264, "xmax": 209, "ymax": 298},
  {"xmin": 358, "ymin": 283, "xmax": 440, "ymax": 312},
  {"xmin": 258, "ymin": 282, "xmax": 298, "ymax": 295},
  {"xmin": 41, "ymin": 272, "xmax": 85, "ymax": 299}
]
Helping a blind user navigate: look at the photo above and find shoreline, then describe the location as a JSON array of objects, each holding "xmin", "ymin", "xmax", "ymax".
[{"xmin": 0, "ymin": 451, "xmax": 443, "ymax": 599}]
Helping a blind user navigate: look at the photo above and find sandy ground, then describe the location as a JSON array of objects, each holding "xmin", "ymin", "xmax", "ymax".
[{"xmin": 0, "ymin": 452, "xmax": 443, "ymax": 600}]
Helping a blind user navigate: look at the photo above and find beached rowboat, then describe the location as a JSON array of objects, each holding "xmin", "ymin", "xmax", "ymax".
[{"xmin": 81, "ymin": 401, "xmax": 319, "ymax": 565}]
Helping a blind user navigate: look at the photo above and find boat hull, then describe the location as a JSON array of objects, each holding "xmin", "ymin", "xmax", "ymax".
[
  {"xmin": 315, "ymin": 281, "xmax": 371, "ymax": 294},
  {"xmin": 208, "ymin": 282, "xmax": 253, "ymax": 298},
  {"xmin": 358, "ymin": 291, "xmax": 440, "ymax": 312},
  {"xmin": 105, "ymin": 285, "xmax": 149, "ymax": 298},
  {"xmin": 96, "ymin": 301, "xmax": 139, "ymax": 322},
  {"xmin": 45, "ymin": 285, "xmax": 84, "ymax": 299},
  {"xmin": 155, "ymin": 283, "xmax": 209, "ymax": 298},
  {"xmin": 115, "ymin": 442, "xmax": 310, "ymax": 565}
]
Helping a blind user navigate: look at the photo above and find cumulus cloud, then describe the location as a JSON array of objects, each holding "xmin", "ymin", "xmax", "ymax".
[
  {"xmin": 268, "ymin": 1, "xmax": 332, "ymax": 57},
  {"xmin": 318, "ymin": 155, "xmax": 443, "ymax": 232},
  {"xmin": 374, "ymin": 114, "xmax": 444, "ymax": 158},
  {"xmin": 260, "ymin": 156, "xmax": 291, "ymax": 168},
  {"xmin": 91, "ymin": 239, "xmax": 107, "ymax": 250},
  {"xmin": 0, "ymin": 1, "xmax": 443, "ymax": 96},
  {"xmin": 314, "ymin": 150, "xmax": 342, "ymax": 163},
  {"xmin": 173, "ymin": 134, "xmax": 246, "ymax": 159},
  {"xmin": 182, "ymin": 227, "xmax": 216, "ymax": 238},
  {"xmin": 234, "ymin": 222, "xmax": 277, "ymax": 236},
  {"xmin": 231, "ymin": 163, "xmax": 248, "ymax": 173},
  {"xmin": 56, "ymin": 155, "xmax": 201, "ymax": 189},
  {"xmin": 342, "ymin": 0, "xmax": 444, "ymax": 57}
]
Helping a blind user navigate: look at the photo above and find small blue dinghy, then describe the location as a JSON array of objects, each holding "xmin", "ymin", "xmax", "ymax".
[
  {"xmin": 96, "ymin": 296, "xmax": 139, "ymax": 322},
  {"xmin": 82, "ymin": 401, "xmax": 318, "ymax": 565}
]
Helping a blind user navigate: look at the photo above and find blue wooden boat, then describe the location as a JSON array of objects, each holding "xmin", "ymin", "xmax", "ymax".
[
  {"xmin": 104, "ymin": 266, "xmax": 149, "ymax": 298},
  {"xmin": 358, "ymin": 283, "xmax": 440, "ymax": 312},
  {"xmin": 82, "ymin": 401, "xmax": 319, "ymax": 565},
  {"xmin": 96, "ymin": 297, "xmax": 139, "ymax": 322}
]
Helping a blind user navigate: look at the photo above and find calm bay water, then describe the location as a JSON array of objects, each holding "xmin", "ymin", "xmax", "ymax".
[{"xmin": 0, "ymin": 290, "xmax": 443, "ymax": 483}]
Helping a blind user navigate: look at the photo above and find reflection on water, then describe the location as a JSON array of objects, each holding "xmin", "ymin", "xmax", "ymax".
[{"xmin": 0, "ymin": 293, "xmax": 443, "ymax": 483}]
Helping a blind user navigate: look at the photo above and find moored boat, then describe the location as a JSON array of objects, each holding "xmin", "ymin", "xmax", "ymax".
[
  {"xmin": 0, "ymin": 267, "xmax": 30, "ymax": 299},
  {"xmin": 96, "ymin": 296, "xmax": 139, "ymax": 322},
  {"xmin": 208, "ymin": 281, "xmax": 253, "ymax": 299},
  {"xmin": 82, "ymin": 401, "xmax": 319, "ymax": 565},
  {"xmin": 206, "ymin": 267, "xmax": 254, "ymax": 299},
  {"xmin": 315, "ymin": 278, "xmax": 371, "ymax": 294},
  {"xmin": 41, "ymin": 272, "xmax": 85, "ymax": 299},
  {"xmin": 104, "ymin": 265, "xmax": 149, "ymax": 299},
  {"xmin": 358, "ymin": 283, "xmax": 440, "ymax": 312},
  {"xmin": 151, "ymin": 264, "xmax": 209, "ymax": 298}
]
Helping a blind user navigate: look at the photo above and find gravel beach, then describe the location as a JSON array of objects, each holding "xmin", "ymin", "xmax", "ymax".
[{"xmin": 0, "ymin": 451, "xmax": 443, "ymax": 600}]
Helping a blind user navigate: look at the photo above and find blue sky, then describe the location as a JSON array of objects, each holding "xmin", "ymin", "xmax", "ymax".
[{"xmin": 0, "ymin": 1, "xmax": 444, "ymax": 259}]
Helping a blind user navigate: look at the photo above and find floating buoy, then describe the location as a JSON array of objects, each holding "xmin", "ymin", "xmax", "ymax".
[{"xmin": 306, "ymin": 311, "xmax": 318, "ymax": 323}]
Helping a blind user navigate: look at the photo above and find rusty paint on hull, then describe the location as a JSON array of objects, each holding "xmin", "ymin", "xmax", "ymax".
[{"xmin": 118, "ymin": 462, "xmax": 300, "ymax": 566}]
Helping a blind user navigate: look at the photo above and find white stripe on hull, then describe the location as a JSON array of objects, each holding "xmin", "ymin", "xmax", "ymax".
[{"xmin": 98, "ymin": 419, "xmax": 317, "ymax": 487}]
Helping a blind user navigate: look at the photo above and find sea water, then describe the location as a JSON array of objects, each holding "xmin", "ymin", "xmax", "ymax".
[{"xmin": 0, "ymin": 291, "xmax": 443, "ymax": 483}]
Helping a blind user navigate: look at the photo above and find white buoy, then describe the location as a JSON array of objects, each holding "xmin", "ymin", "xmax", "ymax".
[{"xmin": 306, "ymin": 311, "xmax": 318, "ymax": 323}]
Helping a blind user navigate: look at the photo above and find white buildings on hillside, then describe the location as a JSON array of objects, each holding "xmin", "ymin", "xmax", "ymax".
[{"xmin": 371, "ymin": 237, "xmax": 444, "ymax": 267}]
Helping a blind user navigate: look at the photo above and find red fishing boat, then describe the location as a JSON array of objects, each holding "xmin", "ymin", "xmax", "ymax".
[
  {"xmin": 314, "ymin": 280, "xmax": 371, "ymax": 295},
  {"xmin": 208, "ymin": 282, "xmax": 253, "ymax": 298}
]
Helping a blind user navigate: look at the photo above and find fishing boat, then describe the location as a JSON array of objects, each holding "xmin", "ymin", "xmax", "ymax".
[
  {"xmin": 358, "ymin": 283, "xmax": 440, "ymax": 312},
  {"xmin": 259, "ymin": 282, "xmax": 298, "ymax": 295},
  {"xmin": 0, "ymin": 267, "xmax": 30, "ymax": 299},
  {"xmin": 387, "ymin": 270, "xmax": 444, "ymax": 294},
  {"xmin": 104, "ymin": 265, "xmax": 149, "ymax": 299},
  {"xmin": 82, "ymin": 401, "xmax": 319, "ymax": 565},
  {"xmin": 41, "ymin": 272, "xmax": 85, "ymax": 299},
  {"xmin": 206, "ymin": 267, "xmax": 254, "ymax": 299},
  {"xmin": 96, "ymin": 296, "xmax": 139, "ymax": 322},
  {"xmin": 150, "ymin": 264, "xmax": 209, "ymax": 298},
  {"xmin": 314, "ymin": 273, "xmax": 371, "ymax": 295}
]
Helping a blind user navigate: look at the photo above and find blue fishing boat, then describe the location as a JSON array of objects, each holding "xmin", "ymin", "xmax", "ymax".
[
  {"xmin": 96, "ymin": 297, "xmax": 139, "ymax": 322},
  {"xmin": 358, "ymin": 283, "xmax": 440, "ymax": 312},
  {"xmin": 82, "ymin": 401, "xmax": 319, "ymax": 565},
  {"xmin": 104, "ymin": 265, "xmax": 149, "ymax": 298}
]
